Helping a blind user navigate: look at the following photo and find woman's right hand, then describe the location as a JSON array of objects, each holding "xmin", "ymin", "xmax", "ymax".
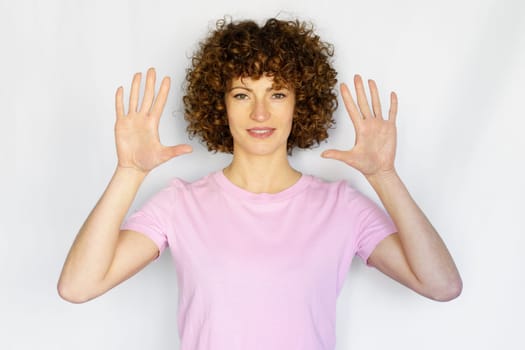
[{"xmin": 114, "ymin": 67, "xmax": 192, "ymax": 174}]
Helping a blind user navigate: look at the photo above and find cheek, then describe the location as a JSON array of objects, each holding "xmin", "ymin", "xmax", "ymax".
[
  {"xmin": 225, "ymin": 101, "xmax": 247, "ymax": 126},
  {"xmin": 224, "ymin": 105, "xmax": 237, "ymax": 127},
  {"xmin": 285, "ymin": 106, "xmax": 295, "ymax": 127}
]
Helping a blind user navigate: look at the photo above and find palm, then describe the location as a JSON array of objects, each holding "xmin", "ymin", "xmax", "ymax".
[
  {"xmin": 322, "ymin": 74, "xmax": 398, "ymax": 177},
  {"xmin": 115, "ymin": 119, "xmax": 166, "ymax": 172},
  {"xmin": 114, "ymin": 68, "xmax": 192, "ymax": 174}
]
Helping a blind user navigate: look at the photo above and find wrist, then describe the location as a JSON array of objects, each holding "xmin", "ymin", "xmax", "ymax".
[
  {"xmin": 115, "ymin": 165, "xmax": 149, "ymax": 180},
  {"xmin": 365, "ymin": 168, "xmax": 399, "ymax": 187}
]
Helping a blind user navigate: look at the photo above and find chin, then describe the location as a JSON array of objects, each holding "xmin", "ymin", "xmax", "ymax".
[{"xmin": 234, "ymin": 143, "xmax": 287, "ymax": 158}]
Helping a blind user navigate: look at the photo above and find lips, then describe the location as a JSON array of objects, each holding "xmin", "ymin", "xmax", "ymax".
[{"xmin": 247, "ymin": 127, "xmax": 275, "ymax": 139}]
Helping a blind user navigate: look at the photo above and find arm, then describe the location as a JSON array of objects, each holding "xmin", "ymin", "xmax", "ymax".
[
  {"xmin": 57, "ymin": 68, "xmax": 192, "ymax": 303},
  {"xmin": 322, "ymin": 75, "xmax": 462, "ymax": 301},
  {"xmin": 57, "ymin": 167, "xmax": 157, "ymax": 303},
  {"xmin": 366, "ymin": 171, "xmax": 462, "ymax": 301}
]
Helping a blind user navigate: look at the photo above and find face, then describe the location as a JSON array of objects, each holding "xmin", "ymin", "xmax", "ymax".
[{"xmin": 224, "ymin": 75, "xmax": 295, "ymax": 158}]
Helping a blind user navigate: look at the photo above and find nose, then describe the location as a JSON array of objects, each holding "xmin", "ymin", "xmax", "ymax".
[{"xmin": 250, "ymin": 98, "xmax": 270, "ymax": 122}]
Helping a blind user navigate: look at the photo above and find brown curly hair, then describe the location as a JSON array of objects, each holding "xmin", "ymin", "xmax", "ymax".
[{"xmin": 183, "ymin": 17, "xmax": 338, "ymax": 154}]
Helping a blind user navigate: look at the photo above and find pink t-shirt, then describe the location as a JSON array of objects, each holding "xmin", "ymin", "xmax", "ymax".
[{"xmin": 121, "ymin": 170, "xmax": 397, "ymax": 350}]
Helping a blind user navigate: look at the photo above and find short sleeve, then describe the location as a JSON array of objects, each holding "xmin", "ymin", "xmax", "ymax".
[
  {"xmin": 348, "ymin": 186, "xmax": 398, "ymax": 266},
  {"xmin": 120, "ymin": 186, "xmax": 174, "ymax": 259}
]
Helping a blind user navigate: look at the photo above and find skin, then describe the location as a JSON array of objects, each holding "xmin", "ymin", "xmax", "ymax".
[
  {"xmin": 322, "ymin": 76, "xmax": 462, "ymax": 301},
  {"xmin": 223, "ymin": 75, "xmax": 301, "ymax": 193},
  {"xmin": 57, "ymin": 67, "xmax": 462, "ymax": 303}
]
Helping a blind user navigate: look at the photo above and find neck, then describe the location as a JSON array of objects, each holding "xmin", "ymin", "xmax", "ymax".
[{"xmin": 223, "ymin": 149, "xmax": 301, "ymax": 194}]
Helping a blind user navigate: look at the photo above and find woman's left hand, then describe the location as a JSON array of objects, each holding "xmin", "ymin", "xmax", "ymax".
[{"xmin": 322, "ymin": 74, "xmax": 398, "ymax": 179}]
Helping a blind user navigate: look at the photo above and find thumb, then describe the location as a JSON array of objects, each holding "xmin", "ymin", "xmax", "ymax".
[
  {"xmin": 160, "ymin": 144, "xmax": 193, "ymax": 162},
  {"xmin": 321, "ymin": 149, "xmax": 349, "ymax": 163}
]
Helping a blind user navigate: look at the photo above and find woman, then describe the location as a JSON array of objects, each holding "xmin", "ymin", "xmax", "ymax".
[{"xmin": 58, "ymin": 18, "xmax": 462, "ymax": 349}]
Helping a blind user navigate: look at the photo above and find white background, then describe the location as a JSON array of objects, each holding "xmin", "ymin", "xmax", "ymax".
[{"xmin": 3, "ymin": 0, "xmax": 525, "ymax": 349}]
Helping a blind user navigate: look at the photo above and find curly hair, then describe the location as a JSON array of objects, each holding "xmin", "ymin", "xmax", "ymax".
[{"xmin": 183, "ymin": 17, "xmax": 338, "ymax": 154}]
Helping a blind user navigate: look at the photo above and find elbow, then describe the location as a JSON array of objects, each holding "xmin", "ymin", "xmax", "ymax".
[
  {"xmin": 57, "ymin": 280, "xmax": 93, "ymax": 304},
  {"xmin": 428, "ymin": 276, "xmax": 463, "ymax": 302}
]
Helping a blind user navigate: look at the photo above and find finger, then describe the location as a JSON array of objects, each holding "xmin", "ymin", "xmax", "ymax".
[
  {"xmin": 354, "ymin": 74, "xmax": 374, "ymax": 118},
  {"xmin": 321, "ymin": 149, "xmax": 348, "ymax": 162},
  {"xmin": 140, "ymin": 67, "xmax": 156, "ymax": 114},
  {"xmin": 388, "ymin": 91, "xmax": 398, "ymax": 122},
  {"xmin": 368, "ymin": 79, "xmax": 383, "ymax": 119},
  {"xmin": 115, "ymin": 86, "xmax": 125, "ymax": 119},
  {"xmin": 150, "ymin": 76, "xmax": 171, "ymax": 119},
  {"xmin": 340, "ymin": 83, "xmax": 362, "ymax": 128},
  {"xmin": 159, "ymin": 144, "xmax": 193, "ymax": 163},
  {"xmin": 128, "ymin": 72, "xmax": 142, "ymax": 114}
]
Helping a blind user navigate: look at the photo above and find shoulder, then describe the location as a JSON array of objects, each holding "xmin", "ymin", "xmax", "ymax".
[
  {"xmin": 304, "ymin": 175, "xmax": 383, "ymax": 214},
  {"xmin": 137, "ymin": 172, "xmax": 219, "ymax": 213},
  {"xmin": 305, "ymin": 174, "xmax": 362, "ymax": 201},
  {"xmin": 164, "ymin": 170, "xmax": 222, "ymax": 198}
]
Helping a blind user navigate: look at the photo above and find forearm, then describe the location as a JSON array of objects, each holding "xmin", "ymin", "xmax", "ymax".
[
  {"xmin": 58, "ymin": 166, "xmax": 147, "ymax": 294},
  {"xmin": 366, "ymin": 170, "xmax": 461, "ymax": 293}
]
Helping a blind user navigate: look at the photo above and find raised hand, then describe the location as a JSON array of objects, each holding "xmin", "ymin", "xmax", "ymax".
[
  {"xmin": 321, "ymin": 74, "xmax": 398, "ymax": 179},
  {"xmin": 114, "ymin": 68, "xmax": 192, "ymax": 174}
]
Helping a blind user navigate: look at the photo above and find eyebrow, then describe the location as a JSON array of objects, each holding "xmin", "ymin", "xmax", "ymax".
[
  {"xmin": 227, "ymin": 86, "xmax": 288, "ymax": 92},
  {"xmin": 228, "ymin": 86, "xmax": 252, "ymax": 92}
]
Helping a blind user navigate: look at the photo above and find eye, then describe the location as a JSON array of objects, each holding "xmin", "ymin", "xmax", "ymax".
[
  {"xmin": 272, "ymin": 92, "xmax": 286, "ymax": 99},
  {"xmin": 233, "ymin": 93, "xmax": 249, "ymax": 100}
]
